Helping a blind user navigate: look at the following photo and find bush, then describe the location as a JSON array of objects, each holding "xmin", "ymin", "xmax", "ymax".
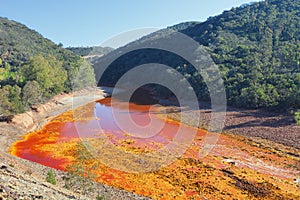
[
  {"xmin": 46, "ymin": 170, "xmax": 57, "ymax": 185},
  {"xmin": 96, "ymin": 195, "xmax": 105, "ymax": 200},
  {"xmin": 0, "ymin": 85, "xmax": 24, "ymax": 115},
  {"xmin": 295, "ymin": 110, "xmax": 300, "ymax": 125},
  {"xmin": 22, "ymin": 80, "xmax": 42, "ymax": 108},
  {"xmin": 63, "ymin": 142, "xmax": 98, "ymax": 195}
]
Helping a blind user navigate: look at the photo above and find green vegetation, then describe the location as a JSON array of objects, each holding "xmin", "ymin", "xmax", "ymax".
[
  {"xmin": 0, "ymin": 85, "xmax": 24, "ymax": 115},
  {"xmin": 46, "ymin": 170, "xmax": 57, "ymax": 185},
  {"xmin": 192, "ymin": 0, "xmax": 300, "ymax": 110},
  {"xmin": 0, "ymin": 17, "xmax": 96, "ymax": 116},
  {"xmin": 64, "ymin": 142, "xmax": 98, "ymax": 195},
  {"xmin": 95, "ymin": 0, "xmax": 299, "ymax": 113},
  {"xmin": 295, "ymin": 110, "xmax": 300, "ymax": 125},
  {"xmin": 67, "ymin": 46, "xmax": 113, "ymax": 57},
  {"xmin": 96, "ymin": 195, "xmax": 105, "ymax": 200},
  {"xmin": 21, "ymin": 55, "xmax": 67, "ymax": 97}
]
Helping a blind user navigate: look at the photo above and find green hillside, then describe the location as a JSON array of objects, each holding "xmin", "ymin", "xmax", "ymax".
[
  {"xmin": 182, "ymin": 0, "xmax": 300, "ymax": 109},
  {"xmin": 95, "ymin": 0, "xmax": 300, "ymax": 111},
  {"xmin": 0, "ymin": 17, "xmax": 96, "ymax": 115},
  {"xmin": 67, "ymin": 46, "xmax": 114, "ymax": 57}
]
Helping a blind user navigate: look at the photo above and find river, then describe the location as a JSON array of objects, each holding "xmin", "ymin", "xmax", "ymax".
[{"xmin": 8, "ymin": 97, "xmax": 300, "ymax": 199}]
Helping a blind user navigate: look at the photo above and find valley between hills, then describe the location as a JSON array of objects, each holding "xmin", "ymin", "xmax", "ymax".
[{"xmin": 0, "ymin": 0, "xmax": 300, "ymax": 199}]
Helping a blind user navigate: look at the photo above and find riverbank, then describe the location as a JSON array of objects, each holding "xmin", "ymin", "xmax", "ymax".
[
  {"xmin": 1, "ymin": 87, "xmax": 299, "ymax": 199},
  {"xmin": 7, "ymin": 96, "xmax": 299, "ymax": 199},
  {"xmin": 162, "ymin": 101, "xmax": 300, "ymax": 153},
  {"xmin": 0, "ymin": 87, "xmax": 151, "ymax": 200}
]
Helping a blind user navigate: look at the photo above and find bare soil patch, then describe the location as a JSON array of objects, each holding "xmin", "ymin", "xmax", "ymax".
[{"xmin": 164, "ymin": 102, "xmax": 300, "ymax": 151}]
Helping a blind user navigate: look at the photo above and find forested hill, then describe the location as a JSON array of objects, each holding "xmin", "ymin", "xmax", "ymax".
[
  {"xmin": 67, "ymin": 46, "xmax": 114, "ymax": 57},
  {"xmin": 0, "ymin": 17, "xmax": 96, "ymax": 116},
  {"xmin": 180, "ymin": 0, "xmax": 300, "ymax": 109},
  {"xmin": 94, "ymin": 0, "xmax": 300, "ymax": 111},
  {"xmin": 67, "ymin": 46, "xmax": 114, "ymax": 64}
]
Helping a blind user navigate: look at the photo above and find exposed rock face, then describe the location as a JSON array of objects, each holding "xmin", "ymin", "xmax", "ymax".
[
  {"xmin": 12, "ymin": 111, "xmax": 36, "ymax": 131},
  {"xmin": 10, "ymin": 88, "xmax": 105, "ymax": 133}
]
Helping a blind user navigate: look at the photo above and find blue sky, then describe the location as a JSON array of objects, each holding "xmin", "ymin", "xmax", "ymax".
[{"xmin": 1, "ymin": 0, "xmax": 260, "ymax": 47}]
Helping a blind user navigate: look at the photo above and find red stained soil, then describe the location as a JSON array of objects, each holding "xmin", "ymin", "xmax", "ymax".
[{"xmin": 9, "ymin": 98, "xmax": 300, "ymax": 199}]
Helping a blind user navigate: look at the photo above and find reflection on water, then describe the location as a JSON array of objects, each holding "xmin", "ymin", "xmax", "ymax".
[{"xmin": 9, "ymin": 97, "xmax": 193, "ymax": 169}]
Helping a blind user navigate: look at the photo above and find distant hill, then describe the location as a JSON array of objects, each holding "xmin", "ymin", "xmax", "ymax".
[
  {"xmin": 94, "ymin": 0, "xmax": 300, "ymax": 110},
  {"xmin": 66, "ymin": 46, "xmax": 114, "ymax": 57},
  {"xmin": 0, "ymin": 17, "xmax": 96, "ymax": 115},
  {"xmin": 67, "ymin": 46, "xmax": 114, "ymax": 64}
]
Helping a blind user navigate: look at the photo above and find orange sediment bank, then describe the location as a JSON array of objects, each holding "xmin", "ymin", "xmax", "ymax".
[
  {"xmin": 8, "ymin": 98, "xmax": 300, "ymax": 199},
  {"xmin": 8, "ymin": 110, "xmax": 77, "ymax": 170},
  {"xmin": 9, "ymin": 132, "xmax": 68, "ymax": 170}
]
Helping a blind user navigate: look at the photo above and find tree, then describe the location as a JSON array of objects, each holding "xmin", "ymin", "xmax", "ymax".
[
  {"xmin": 21, "ymin": 55, "xmax": 67, "ymax": 97},
  {"xmin": 22, "ymin": 81, "xmax": 42, "ymax": 108},
  {"xmin": 0, "ymin": 85, "xmax": 24, "ymax": 115},
  {"xmin": 0, "ymin": 86, "xmax": 12, "ymax": 115},
  {"xmin": 72, "ymin": 59, "xmax": 96, "ymax": 90},
  {"xmin": 0, "ymin": 62, "xmax": 15, "ymax": 83},
  {"xmin": 8, "ymin": 85, "xmax": 24, "ymax": 113}
]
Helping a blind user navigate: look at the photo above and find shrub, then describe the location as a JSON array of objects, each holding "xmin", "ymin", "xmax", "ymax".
[
  {"xmin": 46, "ymin": 170, "xmax": 57, "ymax": 185},
  {"xmin": 63, "ymin": 142, "xmax": 98, "ymax": 195},
  {"xmin": 295, "ymin": 110, "xmax": 300, "ymax": 125},
  {"xmin": 96, "ymin": 195, "xmax": 105, "ymax": 200}
]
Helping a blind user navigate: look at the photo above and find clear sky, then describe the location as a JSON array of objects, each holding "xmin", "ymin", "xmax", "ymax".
[{"xmin": 1, "ymin": 0, "xmax": 260, "ymax": 48}]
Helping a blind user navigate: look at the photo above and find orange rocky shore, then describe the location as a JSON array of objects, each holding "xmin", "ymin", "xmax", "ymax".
[{"xmin": 7, "ymin": 97, "xmax": 300, "ymax": 200}]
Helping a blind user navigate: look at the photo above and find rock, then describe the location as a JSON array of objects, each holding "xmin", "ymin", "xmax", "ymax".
[
  {"xmin": 0, "ymin": 115, "xmax": 13, "ymax": 123},
  {"xmin": 0, "ymin": 165, "xmax": 7, "ymax": 170},
  {"xmin": 222, "ymin": 159, "xmax": 235, "ymax": 165},
  {"xmin": 12, "ymin": 111, "xmax": 35, "ymax": 130}
]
